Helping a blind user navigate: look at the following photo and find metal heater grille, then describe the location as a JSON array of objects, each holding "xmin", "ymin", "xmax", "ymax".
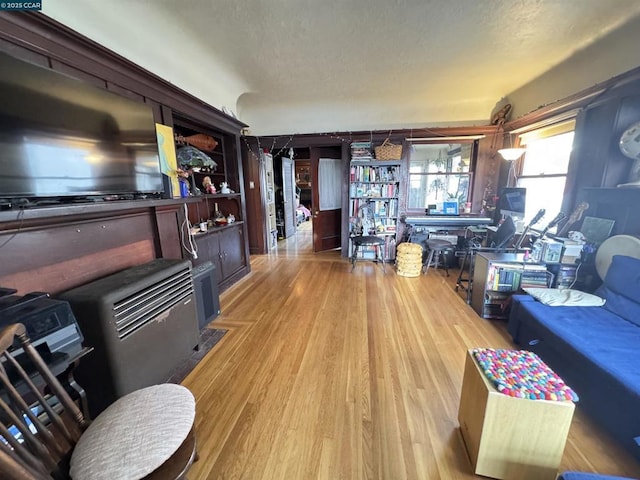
[{"xmin": 113, "ymin": 269, "xmax": 193, "ymax": 340}]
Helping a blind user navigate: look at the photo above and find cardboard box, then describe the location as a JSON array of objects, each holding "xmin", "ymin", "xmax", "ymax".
[{"xmin": 557, "ymin": 242, "xmax": 583, "ymax": 264}]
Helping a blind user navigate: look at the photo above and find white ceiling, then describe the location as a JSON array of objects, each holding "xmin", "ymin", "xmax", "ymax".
[{"xmin": 44, "ymin": 0, "xmax": 640, "ymax": 136}]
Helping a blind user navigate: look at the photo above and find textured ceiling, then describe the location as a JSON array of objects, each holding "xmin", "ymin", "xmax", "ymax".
[{"xmin": 44, "ymin": 0, "xmax": 640, "ymax": 135}]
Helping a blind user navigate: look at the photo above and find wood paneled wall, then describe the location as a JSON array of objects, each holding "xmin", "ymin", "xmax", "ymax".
[
  {"xmin": 0, "ymin": 12, "xmax": 250, "ymax": 295},
  {"xmin": 0, "ymin": 201, "xmax": 185, "ymax": 295}
]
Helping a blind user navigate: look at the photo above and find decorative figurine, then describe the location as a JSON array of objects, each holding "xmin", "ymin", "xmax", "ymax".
[
  {"xmin": 202, "ymin": 176, "xmax": 216, "ymax": 194},
  {"xmin": 220, "ymin": 182, "xmax": 231, "ymax": 194}
]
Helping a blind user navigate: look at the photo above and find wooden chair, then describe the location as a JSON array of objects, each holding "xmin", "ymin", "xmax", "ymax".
[
  {"xmin": 350, "ymin": 201, "xmax": 386, "ymax": 272},
  {"xmin": 0, "ymin": 323, "xmax": 197, "ymax": 480}
]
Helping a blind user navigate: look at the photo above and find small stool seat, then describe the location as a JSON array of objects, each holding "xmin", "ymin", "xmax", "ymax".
[
  {"xmin": 458, "ymin": 348, "xmax": 576, "ymax": 480},
  {"xmin": 424, "ymin": 239, "xmax": 455, "ymax": 276},
  {"xmin": 351, "ymin": 235, "xmax": 386, "ymax": 271},
  {"xmin": 70, "ymin": 384, "xmax": 196, "ymax": 480}
]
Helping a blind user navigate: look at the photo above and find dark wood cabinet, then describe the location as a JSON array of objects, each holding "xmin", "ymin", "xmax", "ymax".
[
  {"xmin": 193, "ymin": 223, "xmax": 246, "ymax": 290},
  {"xmin": 219, "ymin": 225, "xmax": 246, "ymax": 280},
  {"xmin": 0, "ymin": 13, "xmax": 251, "ymax": 295}
]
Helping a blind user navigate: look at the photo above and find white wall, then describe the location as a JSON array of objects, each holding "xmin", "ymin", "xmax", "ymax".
[{"xmin": 507, "ymin": 15, "xmax": 640, "ymax": 120}]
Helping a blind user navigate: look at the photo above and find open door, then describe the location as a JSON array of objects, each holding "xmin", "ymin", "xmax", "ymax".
[
  {"xmin": 311, "ymin": 146, "xmax": 343, "ymax": 252},
  {"xmin": 281, "ymin": 157, "xmax": 297, "ymax": 238}
]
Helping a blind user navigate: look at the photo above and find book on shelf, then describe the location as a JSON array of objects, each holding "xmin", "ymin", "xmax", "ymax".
[
  {"xmin": 489, "ymin": 267, "xmax": 522, "ymax": 291},
  {"xmin": 350, "ymin": 141, "xmax": 373, "ymax": 161}
]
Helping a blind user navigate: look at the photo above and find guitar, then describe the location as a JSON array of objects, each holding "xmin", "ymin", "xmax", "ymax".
[
  {"xmin": 533, "ymin": 212, "xmax": 567, "ymax": 241},
  {"xmin": 514, "ymin": 209, "xmax": 546, "ymax": 250},
  {"xmin": 557, "ymin": 202, "xmax": 589, "ymax": 238}
]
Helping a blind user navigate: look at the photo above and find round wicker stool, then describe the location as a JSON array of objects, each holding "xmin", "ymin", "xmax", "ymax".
[{"xmin": 396, "ymin": 242, "xmax": 423, "ymax": 277}]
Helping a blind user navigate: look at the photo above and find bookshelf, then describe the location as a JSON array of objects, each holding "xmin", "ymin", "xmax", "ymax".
[
  {"xmin": 349, "ymin": 142, "xmax": 401, "ymax": 261},
  {"xmin": 263, "ymin": 151, "xmax": 278, "ymax": 250},
  {"xmin": 547, "ymin": 263, "xmax": 578, "ymax": 289},
  {"xmin": 471, "ymin": 253, "xmax": 549, "ymax": 320}
]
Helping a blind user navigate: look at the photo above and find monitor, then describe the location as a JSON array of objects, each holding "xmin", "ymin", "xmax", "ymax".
[{"xmin": 498, "ymin": 187, "xmax": 526, "ymax": 222}]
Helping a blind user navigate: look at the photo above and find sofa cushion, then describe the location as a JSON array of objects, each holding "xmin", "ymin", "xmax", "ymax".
[
  {"xmin": 523, "ymin": 288, "xmax": 605, "ymax": 306},
  {"xmin": 595, "ymin": 254, "xmax": 640, "ymax": 327},
  {"xmin": 558, "ymin": 473, "xmax": 638, "ymax": 480},
  {"xmin": 510, "ymin": 299, "xmax": 640, "ymax": 396}
]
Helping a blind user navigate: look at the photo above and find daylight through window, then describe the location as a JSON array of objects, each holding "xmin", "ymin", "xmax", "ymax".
[
  {"xmin": 408, "ymin": 143, "xmax": 473, "ymax": 212},
  {"xmin": 515, "ymin": 120, "xmax": 575, "ymax": 226}
]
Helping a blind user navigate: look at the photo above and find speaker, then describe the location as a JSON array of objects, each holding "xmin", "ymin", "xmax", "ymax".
[{"xmin": 192, "ymin": 261, "xmax": 221, "ymax": 330}]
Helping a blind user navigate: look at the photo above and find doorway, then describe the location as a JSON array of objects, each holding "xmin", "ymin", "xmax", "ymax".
[
  {"xmin": 275, "ymin": 145, "xmax": 344, "ymax": 256},
  {"xmin": 311, "ymin": 146, "xmax": 343, "ymax": 253}
]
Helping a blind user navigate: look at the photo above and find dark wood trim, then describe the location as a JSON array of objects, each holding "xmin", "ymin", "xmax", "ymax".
[
  {"xmin": 0, "ymin": 12, "xmax": 247, "ymax": 134},
  {"xmin": 505, "ymin": 65, "xmax": 640, "ymax": 132},
  {"xmin": 255, "ymin": 125, "xmax": 498, "ymax": 149},
  {"xmin": 0, "ymin": 198, "xmax": 195, "ymax": 230}
]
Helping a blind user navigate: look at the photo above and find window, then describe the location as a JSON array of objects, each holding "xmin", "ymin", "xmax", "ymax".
[
  {"xmin": 408, "ymin": 143, "xmax": 473, "ymax": 211},
  {"xmin": 514, "ymin": 120, "xmax": 575, "ymax": 225}
]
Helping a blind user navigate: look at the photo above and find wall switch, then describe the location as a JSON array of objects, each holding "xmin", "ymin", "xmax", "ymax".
[{"xmin": 249, "ymin": 181, "xmax": 255, "ymax": 189}]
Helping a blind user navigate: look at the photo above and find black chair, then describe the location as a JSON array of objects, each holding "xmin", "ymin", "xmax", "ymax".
[
  {"xmin": 455, "ymin": 216, "xmax": 517, "ymax": 303},
  {"xmin": 350, "ymin": 201, "xmax": 386, "ymax": 272}
]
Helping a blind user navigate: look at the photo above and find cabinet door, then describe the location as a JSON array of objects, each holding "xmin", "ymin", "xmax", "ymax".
[
  {"xmin": 193, "ymin": 234, "xmax": 211, "ymax": 267},
  {"xmin": 208, "ymin": 232, "xmax": 223, "ymax": 284},
  {"xmin": 219, "ymin": 226, "xmax": 245, "ymax": 280},
  {"xmin": 194, "ymin": 232, "xmax": 222, "ymax": 284}
]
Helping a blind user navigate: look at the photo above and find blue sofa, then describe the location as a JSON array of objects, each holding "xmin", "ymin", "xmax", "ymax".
[{"xmin": 508, "ymin": 254, "xmax": 640, "ymax": 462}]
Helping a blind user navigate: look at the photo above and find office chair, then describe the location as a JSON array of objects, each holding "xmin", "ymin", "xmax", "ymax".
[
  {"xmin": 0, "ymin": 323, "xmax": 197, "ymax": 480},
  {"xmin": 455, "ymin": 216, "xmax": 517, "ymax": 303}
]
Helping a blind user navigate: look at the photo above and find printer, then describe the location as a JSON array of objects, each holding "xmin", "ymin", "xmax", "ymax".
[{"xmin": 0, "ymin": 288, "xmax": 84, "ymax": 376}]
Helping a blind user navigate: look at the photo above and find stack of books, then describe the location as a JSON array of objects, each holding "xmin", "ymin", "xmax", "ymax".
[
  {"xmin": 350, "ymin": 142, "xmax": 373, "ymax": 161},
  {"xmin": 520, "ymin": 264, "xmax": 550, "ymax": 288}
]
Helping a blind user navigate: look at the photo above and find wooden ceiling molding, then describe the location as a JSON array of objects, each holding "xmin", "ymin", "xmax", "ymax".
[{"xmin": 0, "ymin": 11, "xmax": 247, "ymax": 134}]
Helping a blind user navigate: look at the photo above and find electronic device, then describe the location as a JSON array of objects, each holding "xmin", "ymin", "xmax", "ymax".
[
  {"xmin": 192, "ymin": 261, "xmax": 221, "ymax": 330},
  {"xmin": 0, "ymin": 288, "xmax": 84, "ymax": 375},
  {"xmin": 405, "ymin": 216, "xmax": 492, "ymax": 227},
  {"xmin": 496, "ymin": 187, "xmax": 526, "ymax": 224},
  {"xmin": 0, "ymin": 50, "xmax": 163, "ymax": 202}
]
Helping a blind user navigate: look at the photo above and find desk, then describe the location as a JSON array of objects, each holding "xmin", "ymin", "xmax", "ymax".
[{"xmin": 404, "ymin": 217, "xmax": 491, "ymax": 268}]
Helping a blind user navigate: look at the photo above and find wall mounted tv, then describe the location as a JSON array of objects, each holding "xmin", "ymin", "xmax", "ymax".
[{"xmin": 0, "ymin": 50, "xmax": 163, "ymax": 202}]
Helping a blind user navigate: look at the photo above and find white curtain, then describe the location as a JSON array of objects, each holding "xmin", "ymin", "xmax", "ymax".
[{"xmin": 318, "ymin": 158, "xmax": 342, "ymax": 211}]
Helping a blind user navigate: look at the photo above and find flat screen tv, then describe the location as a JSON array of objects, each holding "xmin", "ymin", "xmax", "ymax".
[{"xmin": 0, "ymin": 51, "xmax": 163, "ymax": 202}]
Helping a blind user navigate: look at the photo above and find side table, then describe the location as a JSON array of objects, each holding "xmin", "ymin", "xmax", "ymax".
[{"xmin": 458, "ymin": 349, "xmax": 576, "ymax": 480}]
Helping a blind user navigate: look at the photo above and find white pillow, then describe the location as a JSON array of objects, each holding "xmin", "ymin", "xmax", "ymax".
[{"xmin": 523, "ymin": 288, "xmax": 606, "ymax": 307}]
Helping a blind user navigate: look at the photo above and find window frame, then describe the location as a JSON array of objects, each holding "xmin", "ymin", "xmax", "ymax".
[
  {"xmin": 511, "ymin": 119, "xmax": 576, "ymax": 224},
  {"xmin": 406, "ymin": 140, "xmax": 478, "ymax": 216}
]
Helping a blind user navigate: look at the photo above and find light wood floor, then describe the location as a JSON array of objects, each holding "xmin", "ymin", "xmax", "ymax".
[{"xmin": 183, "ymin": 225, "xmax": 640, "ymax": 479}]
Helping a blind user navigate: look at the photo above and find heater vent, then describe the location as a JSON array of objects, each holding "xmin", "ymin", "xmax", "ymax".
[{"xmin": 113, "ymin": 269, "xmax": 193, "ymax": 339}]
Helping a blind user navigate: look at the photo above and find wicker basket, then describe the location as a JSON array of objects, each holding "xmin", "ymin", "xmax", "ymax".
[
  {"xmin": 375, "ymin": 139, "xmax": 402, "ymax": 161},
  {"xmin": 396, "ymin": 242, "xmax": 423, "ymax": 277}
]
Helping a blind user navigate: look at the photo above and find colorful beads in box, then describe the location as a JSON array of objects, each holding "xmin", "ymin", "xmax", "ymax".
[{"xmin": 472, "ymin": 348, "xmax": 579, "ymax": 402}]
